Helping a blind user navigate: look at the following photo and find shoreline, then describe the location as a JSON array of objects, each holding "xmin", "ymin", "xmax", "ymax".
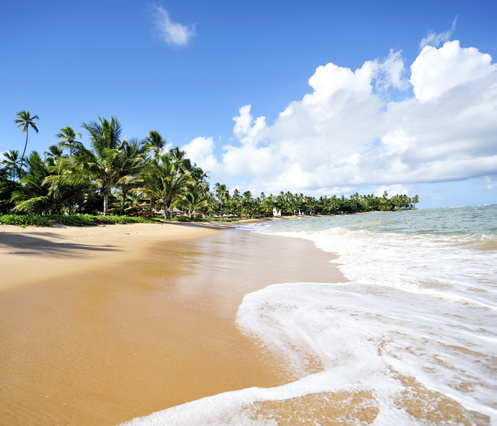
[
  {"xmin": 0, "ymin": 222, "xmax": 227, "ymax": 292},
  {"xmin": 0, "ymin": 221, "xmax": 346, "ymax": 425}
]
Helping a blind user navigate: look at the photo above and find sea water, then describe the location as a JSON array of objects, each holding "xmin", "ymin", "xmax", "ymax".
[{"xmin": 121, "ymin": 205, "xmax": 497, "ymax": 425}]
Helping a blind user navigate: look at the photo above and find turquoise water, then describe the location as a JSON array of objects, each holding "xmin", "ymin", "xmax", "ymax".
[
  {"xmin": 123, "ymin": 205, "xmax": 497, "ymax": 425},
  {"xmin": 250, "ymin": 204, "xmax": 497, "ymax": 238}
]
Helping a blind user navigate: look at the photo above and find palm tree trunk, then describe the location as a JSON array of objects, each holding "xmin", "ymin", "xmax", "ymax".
[
  {"xmin": 103, "ymin": 193, "xmax": 109, "ymax": 216},
  {"xmin": 20, "ymin": 129, "xmax": 29, "ymax": 170}
]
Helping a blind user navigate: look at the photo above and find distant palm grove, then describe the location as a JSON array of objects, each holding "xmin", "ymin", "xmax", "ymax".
[{"xmin": 0, "ymin": 112, "xmax": 419, "ymax": 219}]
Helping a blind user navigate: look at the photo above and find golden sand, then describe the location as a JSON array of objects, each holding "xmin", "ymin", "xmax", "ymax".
[{"xmin": 0, "ymin": 222, "xmax": 345, "ymax": 425}]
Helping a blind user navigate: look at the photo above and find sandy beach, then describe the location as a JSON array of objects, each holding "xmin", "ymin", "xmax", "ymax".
[{"xmin": 0, "ymin": 221, "xmax": 345, "ymax": 425}]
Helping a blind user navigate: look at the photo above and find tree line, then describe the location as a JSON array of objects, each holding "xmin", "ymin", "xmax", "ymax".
[{"xmin": 0, "ymin": 111, "xmax": 419, "ymax": 218}]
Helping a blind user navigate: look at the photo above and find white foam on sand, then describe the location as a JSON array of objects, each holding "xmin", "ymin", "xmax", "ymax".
[{"xmin": 120, "ymin": 226, "xmax": 497, "ymax": 425}]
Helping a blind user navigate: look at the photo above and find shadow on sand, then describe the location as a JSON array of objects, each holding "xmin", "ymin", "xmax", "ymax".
[{"xmin": 0, "ymin": 232, "xmax": 119, "ymax": 257}]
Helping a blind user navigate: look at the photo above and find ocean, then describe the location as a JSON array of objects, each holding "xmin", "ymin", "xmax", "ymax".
[{"xmin": 122, "ymin": 205, "xmax": 497, "ymax": 425}]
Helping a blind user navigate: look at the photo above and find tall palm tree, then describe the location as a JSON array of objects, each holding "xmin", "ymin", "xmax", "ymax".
[
  {"xmin": 56, "ymin": 126, "xmax": 82, "ymax": 156},
  {"xmin": 15, "ymin": 110, "xmax": 39, "ymax": 170}
]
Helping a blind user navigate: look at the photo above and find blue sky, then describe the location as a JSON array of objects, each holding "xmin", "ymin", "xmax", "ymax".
[{"xmin": 1, "ymin": 0, "xmax": 496, "ymax": 208}]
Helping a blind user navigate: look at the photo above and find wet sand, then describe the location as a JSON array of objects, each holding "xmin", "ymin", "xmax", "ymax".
[{"xmin": 0, "ymin": 223, "xmax": 345, "ymax": 426}]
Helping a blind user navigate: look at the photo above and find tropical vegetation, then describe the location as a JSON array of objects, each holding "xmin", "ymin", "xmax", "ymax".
[{"xmin": 1, "ymin": 112, "xmax": 419, "ymax": 225}]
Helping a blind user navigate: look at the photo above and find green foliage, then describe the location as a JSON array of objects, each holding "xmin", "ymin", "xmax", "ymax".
[
  {"xmin": 141, "ymin": 153, "xmax": 192, "ymax": 218},
  {"xmin": 2, "ymin": 112, "xmax": 421, "ymax": 221},
  {"xmin": 167, "ymin": 216, "xmax": 242, "ymax": 223},
  {"xmin": 48, "ymin": 214, "xmax": 157, "ymax": 226},
  {"xmin": 0, "ymin": 214, "xmax": 51, "ymax": 227},
  {"xmin": 0, "ymin": 214, "xmax": 157, "ymax": 227}
]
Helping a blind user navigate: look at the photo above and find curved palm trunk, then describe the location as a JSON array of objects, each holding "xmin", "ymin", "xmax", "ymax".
[{"xmin": 20, "ymin": 128, "xmax": 29, "ymax": 170}]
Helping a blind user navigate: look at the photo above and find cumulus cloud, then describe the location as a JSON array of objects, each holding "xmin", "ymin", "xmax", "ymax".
[
  {"xmin": 376, "ymin": 50, "xmax": 409, "ymax": 91},
  {"xmin": 151, "ymin": 5, "xmax": 195, "ymax": 47},
  {"xmin": 420, "ymin": 17, "xmax": 457, "ymax": 50},
  {"xmin": 374, "ymin": 185, "xmax": 408, "ymax": 197},
  {"xmin": 182, "ymin": 40, "xmax": 497, "ymax": 197},
  {"xmin": 182, "ymin": 137, "xmax": 220, "ymax": 173},
  {"xmin": 485, "ymin": 176, "xmax": 497, "ymax": 191},
  {"xmin": 411, "ymin": 40, "xmax": 495, "ymax": 102},
  {"xmin": 232, "ymin": 105, "xmax": 269, "ymax": 145}
]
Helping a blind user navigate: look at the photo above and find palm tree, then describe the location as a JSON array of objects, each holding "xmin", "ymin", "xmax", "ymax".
[
  {"xmin": 175, "ymin": 183, "xmax": 209, "ymax": 217},
  {"xmin": 143, "ymin": 130, "xmax": 167, "ymax": 159},
  {"xmin": 44, "ymin": 144, "xmax": 65, "ymax": 163},
  {"xmin": 49, "ymin": 117, "xmax": 127, "ymax": 215},
  {"xmin": 116, "ymin": 139, "xmax": 147, "ymax": 215},
  {"xmin": 1, "ymin": 149, "xmax": 22, "ymax": 181},
  {"xmin": 15, "ymin": 110, "xmax": 39, "ymax": 170},
  {"xmin": 169, "ymin": 146, "xmax": 192, "ymax": 173},
  {"xmin": 11, "ymin": 151, "xmax": 74, "ymax": 214},
  {"xmin": 191, "ymin": 165, "xmax": 210, "ymax": 190},
  {"xmin": 240, "ymin": 190, "xmax": 253, "ymax": 217},
  {"xmin": 56, "ymin": 126, "xmax": 82, "ymax": 156},
  {"xmin": 214, "ymin": 182, "xmax": 229, "ymax": 215},
  {"xmin": 0, "ymin": 167, "xmax": 14, "ymax": 213},
  {"xmin": 141, "ymin": 153, "xmax": 191, "ymax": 218}
]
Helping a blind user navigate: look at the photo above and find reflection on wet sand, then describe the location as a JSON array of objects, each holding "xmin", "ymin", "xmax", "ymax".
[{"xmin": 0, "ymin": 229, "xmax": 343, "ymax": 426}]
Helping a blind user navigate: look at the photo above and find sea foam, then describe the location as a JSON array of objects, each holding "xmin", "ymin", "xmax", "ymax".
[{"xmin": 121, "ymin": 208, "xmax": 497, "ymax": 425}]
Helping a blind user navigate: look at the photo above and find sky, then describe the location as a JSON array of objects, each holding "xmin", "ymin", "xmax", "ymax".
[{"xmin": 1, "ymin": 0, "xmax": 496, "ymax": 209}]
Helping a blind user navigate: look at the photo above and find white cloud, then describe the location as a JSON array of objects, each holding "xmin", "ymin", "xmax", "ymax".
[
  {"xmin": 411, "ymin": 41, "xmax": 495, "ymax": 102},
  {"xmin": 420, "ymin": 17, "xmax": 457, "ymax": 50},
  {"xmin": 485, "ymin": 176, "xmax": 497, "ymax": 191},
  {"xmin": 374, "ymin": 185, "xmax": 408, "ymax": 198},
  {"xmin": 185, "ymin": 40, "xmax": 497, "ymax": 197},
  {"xmin": 151, "ymin": 5, "xmax": 195, "ymax": 47},
  {"xmin": 182, "ymin": 137, "xmax": 220, "ymax": 173},
  {"xmin": 232, "ymin": 105, "xmax": 269, "ymax": 145},
  {"xmin": 376, "ymin": 50, "xmax": 409, "ymax": 91}
]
